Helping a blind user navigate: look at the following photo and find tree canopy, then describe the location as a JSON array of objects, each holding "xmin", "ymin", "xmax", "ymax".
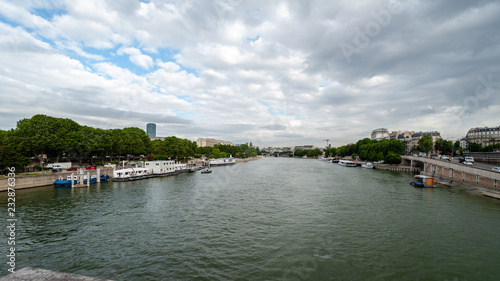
[
  {"xmin": 417, "ymin": 135, "xmax": 433, "ymax": 153},
  {"xmin": 335, "ymin": 138, "xmax": 405, "ymax": 162}
]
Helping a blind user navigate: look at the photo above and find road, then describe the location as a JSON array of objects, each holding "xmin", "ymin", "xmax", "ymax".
[{"xmin": 429, "ymin": 157, "xmax": 500, "ymax": 171}]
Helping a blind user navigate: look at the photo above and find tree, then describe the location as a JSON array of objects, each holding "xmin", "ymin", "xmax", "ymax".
[
  {"xmin": 325, "ymin": 147, "xmax": 337, "ymax": 157},
  {"xmin": 435, "ymin": 138, "xmax": 453, "ymax": 155},
  {"xmin": 11, "ymin": 114, "xmax": 59, "ymax": 164},
  {"xmin": 384, "ymin": 152, "xmax": 402, "ymax": 164},
  {"xmin": 210, "ymin": 148, "xmax": 221, "ymax": 158},
  {"xmin": 417, "ymin": 135, "xmax": 433, "ymax": 153},
  {"xmin": 0, "ymin": 145, "xmax": 30, "ymax": 174}
]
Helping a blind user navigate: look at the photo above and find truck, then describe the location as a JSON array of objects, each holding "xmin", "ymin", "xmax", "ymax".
[{"xmin": 47, "ymin": 162, "xmax": 72, "ymax": 169}]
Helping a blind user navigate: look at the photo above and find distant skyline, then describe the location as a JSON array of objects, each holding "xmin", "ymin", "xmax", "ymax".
[{"xmin": 1, "ymin": 0, "xmax": 499, "ymax": 147}]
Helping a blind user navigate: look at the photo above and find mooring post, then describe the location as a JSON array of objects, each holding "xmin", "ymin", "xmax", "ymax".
[
  {"xmin": 87, "ymin": 172, "xmax": 90, "ymax": 187},
  {"xmin": 97, "ymin": 167, "xmax": 100, "ymax": 183},
  {"xmin": 71, "ymin": 173, "xmax": 74, "ymax": 188}
]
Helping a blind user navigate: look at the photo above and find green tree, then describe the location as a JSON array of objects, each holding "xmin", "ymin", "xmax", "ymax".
[
  {"xmin": 468, "ymin": 142, "xmax": 483, "ymax": 152},
  {"xmin": 417, "ymin": 135, "xmax": 433, "ymax": 153},
  {"xmin": 210, "ymin": 148, "xmax": 221, "ymax": 158},
  {"xmin": 325, "ymin": 147, "xmax": 337, "ymax": 157},
  {"xmin": 435, "ymin": 138, "xmax": 453, "ymax": 155},
  {"xmin": 11, "ymin": 114, "xmax": 59, "ymax": 164},
  {"xmin": 0, "ymin": 145, "xmax": 31, "ymax": 174},
  {"xmin": 384, "ymin": 152, "xmax": 402, "ymax": 164}
]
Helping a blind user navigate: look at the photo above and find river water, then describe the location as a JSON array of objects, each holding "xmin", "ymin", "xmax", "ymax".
[{"xmin": 2, "ymin": 157, "xmax": 500, "ymax": 280}]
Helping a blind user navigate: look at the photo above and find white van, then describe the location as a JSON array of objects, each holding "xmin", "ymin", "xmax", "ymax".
[{"xmin": 464, "ymin": 157, "xmax": 474, "ymax": 163}]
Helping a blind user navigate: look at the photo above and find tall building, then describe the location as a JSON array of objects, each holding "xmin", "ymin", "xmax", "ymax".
[
  {"xmin": 371, "ymin": 128, "xmax": 389, "ymax": 141},
  {"xmin": 146, "ymin": 123, "xmax": 156, "ymax": 138},
  {"xmin": 466, "ymin": 126, "xmax": 500, "ymax": 147},
  {"xmin": 196, "ymin": 138, "xmax": 234, "ymax": 147}
]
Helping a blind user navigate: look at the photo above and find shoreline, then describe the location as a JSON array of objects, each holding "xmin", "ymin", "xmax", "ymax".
[{"xmin": 1, "ymin": 157, "xmax": 265, "ymax": 191}]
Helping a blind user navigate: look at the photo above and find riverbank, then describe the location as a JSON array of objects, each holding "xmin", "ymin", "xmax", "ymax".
[
  {"xmin": 1, "ymin": 157, "xmax": 264, "ymax": 191},
  {"xmin": 235, "ymin": 156, "xmax": 265, "ymax": 163},
  {"xmin": 0, "ymin": 168, "xmax": 116, "ymax": 192}
]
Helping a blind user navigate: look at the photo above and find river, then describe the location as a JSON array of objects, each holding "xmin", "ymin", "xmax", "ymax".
[{"xmin": 2, "ymin": 157, "xmax": 500, "ymax": 280}]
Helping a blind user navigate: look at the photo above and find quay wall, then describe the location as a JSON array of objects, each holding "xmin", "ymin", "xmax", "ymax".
[
  {"xmin": 0, "ymin": 168, "xmax": 116, "ymax": 192},
  {"xmin": 403, "ymin": 156, "xmax": 500, "ymax": 189},
  {"xmin": 374, "ymin": 164, "xmax": 420, "ymax": 173}
]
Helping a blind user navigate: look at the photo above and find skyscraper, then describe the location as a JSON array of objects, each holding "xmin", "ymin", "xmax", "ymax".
[{"xmin": 146, "ymin": 123, "xmax": 156, "ymax": 138}]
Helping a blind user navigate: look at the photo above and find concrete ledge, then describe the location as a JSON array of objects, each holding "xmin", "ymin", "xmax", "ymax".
[{"xmin": 0, "ymin": 267, "xmax": 113, "ymax": 281}]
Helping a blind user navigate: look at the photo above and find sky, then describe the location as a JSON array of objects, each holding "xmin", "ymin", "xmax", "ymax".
[{"xmin": 0, "ymin": 0, "xmax": 499, "ymax": 148}]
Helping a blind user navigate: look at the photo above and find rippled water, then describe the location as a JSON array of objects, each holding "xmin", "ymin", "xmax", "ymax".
[{"xmin": 3, "ymin": 157, "xmax": 500, "ymax": 280}]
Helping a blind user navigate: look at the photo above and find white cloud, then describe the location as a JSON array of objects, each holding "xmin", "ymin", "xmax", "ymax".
[
  {"xmin": 117, "ymin": 47, "xmax": 154, "ymax": 69},
  {"xmin": 0, "ymin": 0, "xmax": 500, "ymax": 147}
]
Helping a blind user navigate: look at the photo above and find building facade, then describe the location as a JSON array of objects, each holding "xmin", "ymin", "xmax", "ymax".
[
  {"xmin": 294, "ymin": 145, "xmax": 315, "ymax": 150},
  {"xmin": 397, "ymin": 130, "xmax": 413, "ymax": 154},
  {"xmin": 146, "ymin": 123, "xmax": 156, "ymax": 138},
  {"xmin": 465, "ymin": 126, "xmax": 500, "ymax": 147},
  {"xmin": 411, "ymin": 131, "xmax": 441, "ymax": 148},
  {"xmin": 371, "ymin": 128, "xmax": 390, "ymax": 141},
  {"xmin": 196, "ymin": 138, "xmax": 234, "ymax": 147}
]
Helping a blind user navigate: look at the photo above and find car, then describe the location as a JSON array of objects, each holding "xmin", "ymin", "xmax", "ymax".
[
  {"xmin": 85, "ymin": 165, "xmax": 96, "ymax": 170},
  {"xmin": 464, "ymin": 161, "xmax": 473, "ymax": 166},
  {"xmin": 492, "ymin": 167, "xmax": 500, "ymax": 172},
  {"xmin": 52, "ymin": 168, "xmax": 62, "ymax": 172},
  {"xmin": 67, "ymin": 167, "xmax": 77, "ymax": 171}
]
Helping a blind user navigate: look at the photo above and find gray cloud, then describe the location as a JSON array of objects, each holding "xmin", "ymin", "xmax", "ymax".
[{"xmin": 1, "ymin": 0, "xmax": 499, "ymax": 147}]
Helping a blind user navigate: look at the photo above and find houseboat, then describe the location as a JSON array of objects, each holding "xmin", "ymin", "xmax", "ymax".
[
  {"xmin": 113, "ymin": 168, "xmax": 152, "ymax": 181},
  {"xmin": 338, "ymin": 160, "xmax": 357, "ymax": 167},
  {"xmin": 144, "ymin": 160, "xmax": 176, "ymax": 176},
  {"xmin": 209, "ymin": 156, "xmax": 236, "ymax": 166},
  {"xmin": 410, "ymin": 175, "xmax": 436, "ymax": 188},
  {"xmin": 175, "ymin": 163, "xmax": 190, "ymax": 173}
]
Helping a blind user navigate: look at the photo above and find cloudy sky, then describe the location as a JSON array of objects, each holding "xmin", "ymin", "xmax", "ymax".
[{"xmin": 1, "ymin": 0, "xmax": 499, "ymax": 147}]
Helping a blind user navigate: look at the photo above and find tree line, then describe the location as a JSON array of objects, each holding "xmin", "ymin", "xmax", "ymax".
[
  {"xmin": 331, "ymin": 138, "xmax": 406, "ymax": 164},
  {"xmin": 0, "ymin": 114, "xmax": 259, "ymax": 173}
]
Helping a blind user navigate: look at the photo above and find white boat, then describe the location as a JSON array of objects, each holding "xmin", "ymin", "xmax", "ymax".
[
  {"xmin": 361, "ymin": 162, "xmax": 374, "ymax": 169},
  {"xmin": 145, "ymin": 160, "xmax": 176, "ymax": 176},
  {"xmin": 201, "ymin": 168, "xmax": 212, "ymax": 174},
  {"xmin": 209, "ymin": 156, "xmax": 235, "ymax": 166},
  {"xmin": 113, "ymin": 167, "xmax": 152, "ymax": 181},
  {"xmin": 338, "ymin": 160, "xmax": 357, "ymax": 167}
]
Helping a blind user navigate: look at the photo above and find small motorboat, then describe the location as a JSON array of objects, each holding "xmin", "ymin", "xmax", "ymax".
[
  {"xmin": 201, "ymin": 168, "xmax": 212, "ymax": 174},
  {"xmin": 361, "ymin": 162, "xmax": 374, "ymax": 169}
]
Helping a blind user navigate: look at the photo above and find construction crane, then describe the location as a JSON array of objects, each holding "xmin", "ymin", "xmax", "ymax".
[{"xmin": 323, "ymin": 139, "xmax": 330, "ymax": 148}]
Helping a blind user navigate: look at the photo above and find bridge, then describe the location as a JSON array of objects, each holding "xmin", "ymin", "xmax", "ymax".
[{"xmin": 402, "ymin": 156, "xmax": 500, "ymax": 190}]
